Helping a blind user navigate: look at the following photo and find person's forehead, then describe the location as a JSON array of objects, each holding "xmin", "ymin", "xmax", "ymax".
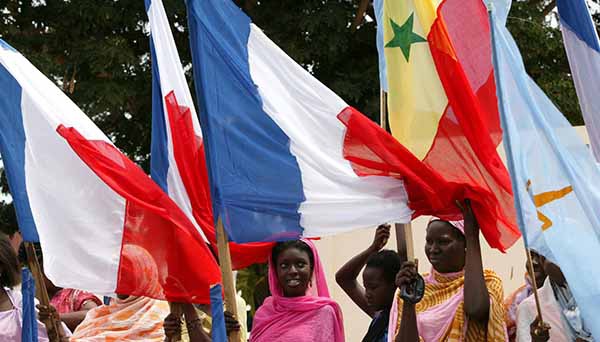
[
  {"xmin": 426, "ymin": 221, "xmax": 457, "ymax": 237},
  {"xmin": 279, "ymin": 247, "xmax": 310, "ymax": 259},
  {"xmin": 363, "ymin": 266, "xmax": 385, "ymax": 281}
]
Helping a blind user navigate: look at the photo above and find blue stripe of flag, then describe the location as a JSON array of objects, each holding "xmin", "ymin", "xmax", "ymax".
[
  {"xmin": 186, "ymin": 0, "xmax": 305, "ymax": 243},
  {"xmin": 210, "ymin": 284, "xmax": 227, "ymax": 342},
  {"xmin": 557, "ymin": 0, "xmax": 600, "ymax": 53},
  {"xmin": 0, "ymin": 40, "xmax": 39, "ymax": 242},
  {"xmin": 21, "ymin": 268, "xmax": 38, "ymax": 342},
  {"xmin": 148, "ymin": 35, "xmax": 170, "ymax": 193}
]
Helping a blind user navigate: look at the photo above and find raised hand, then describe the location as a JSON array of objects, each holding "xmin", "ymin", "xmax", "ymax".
[
  {"xmin": 369, "ymin": 224, "xmax": 391, "ymax": 252},
  {"xmin": 456, "ymin": 199, "xmax": 479, "ymax": 239}
]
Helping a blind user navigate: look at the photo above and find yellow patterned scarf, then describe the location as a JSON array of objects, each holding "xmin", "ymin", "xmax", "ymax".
[{"xmin": 391, "ymin": 269, "xmax": 507, "ymax": 341}]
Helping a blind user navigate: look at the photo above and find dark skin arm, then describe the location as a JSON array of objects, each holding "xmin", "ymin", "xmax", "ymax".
[
  {"xmin": 59, "ymin": 300, "xmax": 99, "ymax": 331},
  {"xmin": 459, "ymin": 199, "xmax": 490, "ymax": 323},
  {"xmin": 394, "ymin": 261, "xmax": 419, "ymax": 342},
  {"xmin": 335, "ymin": 224, "xmax": 390, "ymax": 317},
  {"xmin": 37, "ymin": 304, "xmax": 68, "ymax": 342},
  {"xmin": 163, "ymin": 312, "xmax": 184, "ymax": 342},
  {"xmin": 183, "ymin": 304, "xmax": 211, "ymax": 342},
  {"xmin": 164, "ymin": 304, "xmax": 241, "ymax": 342}
]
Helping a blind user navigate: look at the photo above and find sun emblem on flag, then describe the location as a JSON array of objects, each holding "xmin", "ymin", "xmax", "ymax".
[{"xmin": 526, "ymin": 180, "xmax": 573, "ymax": 231}]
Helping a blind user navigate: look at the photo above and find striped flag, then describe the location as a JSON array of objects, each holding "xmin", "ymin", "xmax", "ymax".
[
  {"xmin": 0, "ymin": 39, "xmax": 220, "ymax": 303},
  {"xmin": 557, "ymin": 0, "xmax": 600, "ymax": 161},
  {"xmin": 185, "ymin": 0, "xmax": 412, "ymax": 243},
  {"xmin": 145, "ymin": 0, "xmax": 273, "ymax": 268}
]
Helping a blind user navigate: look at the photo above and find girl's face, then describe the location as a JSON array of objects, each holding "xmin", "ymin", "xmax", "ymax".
[
  {"xmin": 275, "ymin": 247, "xmax": 313, "ymax": 297},
  {"xmin": 362, "ymin": 266, "xmax": 396, "ymax": 311}
]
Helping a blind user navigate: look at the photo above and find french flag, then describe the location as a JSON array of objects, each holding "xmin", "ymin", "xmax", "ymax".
[
  {"xmin": 558, "ymin": 0, "xmax": 600, "ymax": 161},
  {"xmin": 146, "ymin": 0, "xmax": 273, "ymax": 268},
  {"xmin": 186, "ymin": 0, "xmax": 412, "ymax": 243},
  {"xmin": 0, "ymin": 39, "xmax": 221, "ymax": 303}
]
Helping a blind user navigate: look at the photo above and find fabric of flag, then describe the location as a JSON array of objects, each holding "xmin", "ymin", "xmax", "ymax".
[
  {"xmin": 0, "ymin": 39, "xmax": 220, "ymax": 304},
  {"xmin": 209, "ymin": 285, "xmax": 227, "ymax": 342},
  {"xmin": 185, "ymin": 0, "xmax": 412, "ymax": 243},
  {"xmin": 338, "ymin": 0, "xmax": 520, "ymax": 251},
  {"xmin": 491, "ymin": 8, "xmax": 600, "ymax": 337},
  {"xmin": 145, "ymin": 0, "xmax": 272, "ymax": 269},
  {"xmin": 21, "ymin": 268, "xmax": 38, "ymax": 342},
  {"xmin": 557, "ymin": 0, "xmax": 600, "ymax": 161}
]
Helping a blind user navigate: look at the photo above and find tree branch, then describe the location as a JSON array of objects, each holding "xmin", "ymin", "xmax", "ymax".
[
  {"xmin": 352, "ymin": 0, "xmax": 370, "ymax": 32},
  {"xmin": 541, "ymin": 0, "xmax": 556, "ymax": 17}
]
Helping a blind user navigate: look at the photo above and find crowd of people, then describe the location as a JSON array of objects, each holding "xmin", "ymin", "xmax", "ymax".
[{"xmin": 0, "ymin": 200, "xmax": 593, "ymax": 341}]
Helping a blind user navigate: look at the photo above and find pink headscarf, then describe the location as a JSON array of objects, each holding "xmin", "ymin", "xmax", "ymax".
[
  {"xmin": 250, "ymin": 239, "xmax": 344, "ymax": 342},
  {"xmin": 429, "ymin": 216, "xmax": 465, "ymax": 235}
]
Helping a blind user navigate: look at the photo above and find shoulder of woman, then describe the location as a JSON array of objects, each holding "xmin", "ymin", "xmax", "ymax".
[
  {"xmin": 482, "ymin": 269, "xmax": 503, "ymax": 283},
  {"xmin": 317, "ymin": 303, "xmax": 337, "ymax": 314},
  {"xmin": 4, "ymin": 287, "xmax": 22, "ymax": 306},
  {"xmin": 482, "ymin": 269, "xmax": 506, "ymax": 302},
  {"xmin": 314, "ymin": 304, "xmax": 340, "ymax": 327}
]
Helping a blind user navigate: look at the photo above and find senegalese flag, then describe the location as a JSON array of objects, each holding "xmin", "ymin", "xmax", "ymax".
[{"xmin": 338, "ymin": 0, "xmax": 520, "ymax": 250}]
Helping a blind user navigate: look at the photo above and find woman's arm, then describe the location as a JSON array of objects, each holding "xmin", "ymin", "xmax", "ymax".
[
  {"xmin": 182, "ymin": 304, "xmax": 212, "ymax": 342},
  {"xmin": 335, "ymin": 224, "xmax": 390, "ymax": 317},
  {"xmin": 460, "ymin": 200, "xmax": 490, "ymax": 323},
  {"xmin": 394, "ymin": 261, "xmax": 419, "ymax": 342},
  {"xmin": 59, "ymin": 300, "xmax": 99, "ymax": 331}
]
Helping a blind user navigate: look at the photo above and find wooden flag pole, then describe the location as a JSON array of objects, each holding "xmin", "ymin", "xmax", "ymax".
[
  {"xmin": 379, "ymin": 89, "xmax": 388, "ymax": 131},
  {"xmin": 216, "ymin": 219, "xmax": 241, "ymax": 342},
  {"xmin": 397, "ymin": 223, "xmax": 415, "ymax": 261},
  {"xmin": 380, "ymin": 89, "xmax": 416, "ymax": 262},
  {"xmin": 24, "ymin": 242, "xmax": 61, "ymax": 342},
  {"xmin": 525, "ymin": 248, "xmax": 546, "ymax": 327}
]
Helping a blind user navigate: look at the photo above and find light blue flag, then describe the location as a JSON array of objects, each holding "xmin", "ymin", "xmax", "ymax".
[
  {"xmin": 373, "ymin": 0, "xmax": 387, "ymax": 91},
  {"xmin": 490, "ymin": 6, "xmax": 600, "ymax": 338}
]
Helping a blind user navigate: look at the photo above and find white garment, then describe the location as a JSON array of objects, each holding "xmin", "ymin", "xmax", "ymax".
[
  {"xmin": 516, "ymin": 279, "xmax": 573, "ymax": 342},
  {"xmin": 0, "ymin": 287, "xmax": 71, "ymax": 342}
]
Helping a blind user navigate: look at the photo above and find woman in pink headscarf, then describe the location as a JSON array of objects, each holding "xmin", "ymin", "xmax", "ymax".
[{"xmin": 250, "ymin": 239, "xmax": 344, "ymax": 342}]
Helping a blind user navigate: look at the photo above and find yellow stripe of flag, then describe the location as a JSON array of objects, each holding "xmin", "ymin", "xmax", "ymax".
[{"xmin": 383, "ymin": 0, "xmax": 448, "ymax": 160}]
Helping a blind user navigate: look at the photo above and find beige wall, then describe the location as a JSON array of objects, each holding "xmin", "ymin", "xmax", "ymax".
[{"xmin": 314, "ymin": 126, "xmax": 589, "ymax": 341}]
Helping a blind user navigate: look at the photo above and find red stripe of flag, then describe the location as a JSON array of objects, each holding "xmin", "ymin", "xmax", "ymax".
[
  {"xmin": 164, "ymin": 92, "xmax": 273, "ymax": 269},
  {"xmin": 57, "ymin": 124, "xmax": 221, "ymax": 303}
]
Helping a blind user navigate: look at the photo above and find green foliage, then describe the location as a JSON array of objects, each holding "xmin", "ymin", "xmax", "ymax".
[
  {"xmin": 2, "ymin": 0, "xmax": 589, "ymax": 162},
  {"xmin": 0, "ymin": 0, "xmax": 192, "ymax": 169},
  {"xmin": 0, "ymin": 0, "xmax": 378, "ymax": 169},
  {"xmin": 0, "ymin": 201, "xmax": 17, "ymax": 236}
]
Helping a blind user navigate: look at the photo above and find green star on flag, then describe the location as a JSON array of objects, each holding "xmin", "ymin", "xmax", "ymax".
[{"xmin": 385, "ymin": 13, "xmax": 427, "ymax": 62}]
